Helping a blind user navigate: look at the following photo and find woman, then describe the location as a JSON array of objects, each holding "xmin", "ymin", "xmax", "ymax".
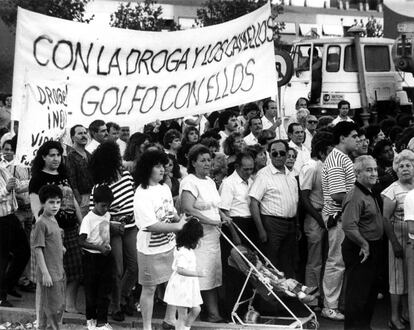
[
  {"xmin": 180, "ymin": 144, "xmax": 226, "ymax": 323},
  {"xmin": 382, "ymin": 150, "xmax": 414, "ymax": 330},
  {"xmin": 164, "ymin": 153, "xmax": 181, "ymax": 201},
  {"xmin": 89, "ymin": 141, "xmax": 137, "ymax": 321},
  {"xmin": 123, "ymin": 132, "xmax": 150, "ymax": 174},
  {"xmin": 134, "ymin": 149, "xmax": 185, "ymax": 330},
  {"xmin": 286, "ymin": 147, "xmax": 298, "ymax": 173},
  {"xmin": 177, "ymin": 126, "xmax": 199, "ymax": 167},
  {"xmin": 29, "ymin": 141, "xmax": 83, "ymax": 313},
  {"xmin": 223, "ymin": 132, "xmax": 245, "ymax": 175}
]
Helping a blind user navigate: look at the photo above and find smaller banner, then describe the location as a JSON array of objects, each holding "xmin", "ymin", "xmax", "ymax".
[{"xmin": 16, "ymin": 80, "xmax": 68, "ymax": 165}]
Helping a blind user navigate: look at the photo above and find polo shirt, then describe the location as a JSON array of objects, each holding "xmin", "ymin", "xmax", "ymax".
[
  {"xmin": 342, "ymin": 182, "xmax": 384, "ymax": 241},
  {"xmin": 219, "ymin": 170, "xmax": 253, "ymax": 218}
]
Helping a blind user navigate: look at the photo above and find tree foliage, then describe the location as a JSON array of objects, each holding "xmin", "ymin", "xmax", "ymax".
[
  {"xmin": 2, "ymin": 0, "xmax": 93, "ymax": 29},
  {"xmin": 110, "ymin": 0, "xmax": 179, "ymax": 31},
  {"xmin": 196, "ymin": 0, "xmax": 285, "ymax": 43}
]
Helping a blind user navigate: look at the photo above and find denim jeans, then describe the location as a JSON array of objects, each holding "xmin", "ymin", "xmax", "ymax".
[
  {"xmin": 303, "ymin": 213, "xmax": 325, "ymax": 299},
  {"xmin": 110, "ymin": 226, "xmax": 138, "ymax": 312},
  {"xmin": 322, "ymin": 214, "xmax": 345, "ymax": 309}
]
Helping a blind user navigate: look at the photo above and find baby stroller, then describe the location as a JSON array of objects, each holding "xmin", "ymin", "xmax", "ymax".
[{"xmin": 219, "ymin": 222, "xmax": 319, "ymax": 329}]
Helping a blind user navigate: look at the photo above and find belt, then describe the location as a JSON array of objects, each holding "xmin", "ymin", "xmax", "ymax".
[{"xmin": 261, "ymin": 214, "xmax": 296, "ymax": 221}]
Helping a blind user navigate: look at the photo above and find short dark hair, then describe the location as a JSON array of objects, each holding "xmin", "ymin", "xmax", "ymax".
[
  {"xmin": 337, "ymin": 100, "xmax": 350, "ymax": 109},
  {"xmin": 295, "ymin": 97, "xmax": 309, "ymax": 109},
  {"xmin": 163, "ymin": 129, "xmax": 182, "ymax": 149},
  {"xmin": 175, "ymin": 217, "xmax": 204, "ymax": 250},
  {"xmin": 70, "ymin": 124, "xmax": 84, "ymax": 139},
  {"xmin": 287, "ymin": 122, "xmax": 302, "ymax": 135},
  {"xmin": 365, "ymin": 124, "xmax": 381, "ymax": 144},
  {"xmin": 311, "ymin": 131, "xmax": 334, "ymax": 159},
  {"xmin": 134, "ymin": 149, "xmax": 169, "ymax": 189},
  {"xmin": 258, "ymin": 129, "xmax": 276, "ymax": 145},
  {"xmin": 234, "ymin": 151, "xmax": 254, "ymax": 167},
  {"xmin": 218, "ymin": 110, "xmax": 237, "ymax": 131},
  {"xmin": 2, "ymin": 139, "xmax": 16, "ymax": 152},
  {"xmin": 242, "ymin": 102, "xmax": 260, "ymax": 117},
  {"xmin": 200, "ymin": 137, "xmax": 220, "ymax": 151},
  {"xmin": 333, "ymin": 121, "xmax": 357, "ymax": 145},
  {"xmin": 107, "ymin": 122, "xmax": 120, "ymax": 131},
  {"xmin": 187, "ymin": 144, "xmax": 211, "ymax": 174},
  {"xmin": 372, "ymin": 139, "xmax": 393, "ymax": 160},
  {"xmin": 248, "ymin": 116, "xmax": 262, "ymax": 128},
  {"xmin": 39, "ymin": 184, "xmax": 62, "ymax": 204},
  {"xmin": 89, "ymin": 120, "xmax": 105, "ymax": 134},
  {"xmin": 93, "ymin": 185, "xmax": 114, "ymax": 204},
  {"xmin": 262, "ymin": 99, "xmax": 276, "ymax": 112},
  {"xmin": 357, "ymin": 127, "xmax": 366, "ymax": 137},
  {"xmin": 268, "ymin": 139, "xmax": 289, "ymax": 153}
]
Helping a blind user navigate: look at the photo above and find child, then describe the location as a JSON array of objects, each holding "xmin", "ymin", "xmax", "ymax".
[
  {"xmin": 164, "ymin": 218, "xmax": 204, "ymax": 330},
  {"xmin": 79, "ymin": 185, "xmax": 114, "ymax": 330},
  {"xmin": 32, "ymin": 185, "xmax": 65, "ymax": 330}
]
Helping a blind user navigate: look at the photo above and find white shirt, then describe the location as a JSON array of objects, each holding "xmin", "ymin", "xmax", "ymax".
[
  {"xmin": 219, "ymin": 130, "xmax": 229, "ymax": 153},
  {"xmin": 117, "ymin": 139, "xmax": 127, "ymax": 157},
  {"xmin": 85, "ymin": 139, "xmax": 100, "ymax": 154},
  {"xmin": 134, "ymin": 184, "xmax": 176, "ymax": 255},
  {"xmin": 331, "ymin": 116, "xmax": 354, "ymax": 126},
  {"xmin": 303, "ymin": 128, "xmax": 314, "ymax": 151},
  {"xmin": 404, "ymin": 189, "xmax": 414, "ymax": 240},
  {"xmin": 249, "ymin": 163, "xmax": 298, "ymax": 218},
  {"xmin": 262, "ymin": 116, "xmax": 288, "ymax": 140},
  {"xmin": 288, "ymin": 140, "xmax": 311, "ymax": 176},
  {"xmin": 299, "ymin": 159, "xmax": 324, "ymax": 210},
  {"xmin": 79, "ymin": 211, "xmax": 111, "ymax": 254},
  {"xmin": 244, "ymin": 132, "xmax": 258, "ymax": 146},
  {"xmin": 219, "ymin": 171, "xmax": 253, "ymax": 218}
]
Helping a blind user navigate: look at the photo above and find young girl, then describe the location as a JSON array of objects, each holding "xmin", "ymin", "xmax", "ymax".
[{"xmin": 164, "ymin": 218, "xmax": 204, "ymax": 330}]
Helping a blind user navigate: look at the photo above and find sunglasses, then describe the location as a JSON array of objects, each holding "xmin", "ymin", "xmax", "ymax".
[
  {"xmin": 271, "ymin": 150, "xmax": 287, "ymax": 157},
  {"xmin": 307, "ymin": 120, "xmax": 317, "ymax": 124}
]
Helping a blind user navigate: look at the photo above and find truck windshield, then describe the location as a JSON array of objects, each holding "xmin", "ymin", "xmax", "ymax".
[{"xmin": 364, "ymin": 45, "xmax": 390, "ymax": 72}]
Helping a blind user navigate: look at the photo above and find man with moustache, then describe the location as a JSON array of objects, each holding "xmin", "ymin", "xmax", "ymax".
[
  {"xmin": 342, "ymin": 155, "xmax": 384, "ymax": 330},
  {"xmin": 67, "ymin": 125, "xmax": 94, "ymax": 217}
]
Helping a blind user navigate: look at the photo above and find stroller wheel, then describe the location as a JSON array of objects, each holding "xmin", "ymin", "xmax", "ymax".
[{"xmin": 306, "ymin": 320, "xmax": 319, "ymax": 329}]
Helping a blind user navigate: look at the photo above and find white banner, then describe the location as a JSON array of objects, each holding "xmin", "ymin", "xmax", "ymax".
[
  {"xmin": 12, "ymin": 3, "xmax": 277, "ymax": 128},
  {"xmin": 16, "ymin": 81, "xmax": 68, "ymax": 165}
]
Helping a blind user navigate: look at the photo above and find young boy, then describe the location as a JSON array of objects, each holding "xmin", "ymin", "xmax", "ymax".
[
  {"xmin": 79, "ymin": 185, "xmax": 114, "ymax": 330},
  {"xmin": 32, "ymin": 185, "xmax": 65, "ymax": 330}
]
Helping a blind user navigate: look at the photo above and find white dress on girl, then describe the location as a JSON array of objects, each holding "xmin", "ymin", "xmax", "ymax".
[{"xmin": 164, "ymin": 247, "xmax": 203, "ymax": 308}]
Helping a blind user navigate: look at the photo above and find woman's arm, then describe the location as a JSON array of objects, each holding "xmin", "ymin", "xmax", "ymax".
[
  {"xmin": 30, "ymin": 193, "xmax": 42, "ymax": 222},
  {"xmin": 146, "ymin": 217, "xmax": 186, "ymax": 233},
  {"xmin": 73, "ymin": 197, "xmax": 83, "ymax": 224},
  {"xmin": 181, "ymin": 190, "xmax": 221, "ymax": 226}
]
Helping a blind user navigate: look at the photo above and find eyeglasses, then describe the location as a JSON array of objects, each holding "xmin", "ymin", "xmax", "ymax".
[
  {"xmin": 271, "ymin": 150, "xmax": 287, "ymax": 157},
  {"xmin": 307, "ymin": 120, "xmax": 317, "ymax": 124}
]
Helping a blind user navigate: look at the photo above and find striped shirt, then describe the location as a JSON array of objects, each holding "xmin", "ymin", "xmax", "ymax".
[
  {"xmin": 0, "ymin": 167, "xmax": 18, "ymax": 217},
  {"xmin": 90, "ymin": 171, "xmax": 135, "ymax": 228},
  {"xmin": 322, "ymin": 148, "xmax": 355, "ymax": 216},
  {"xmin": 249, "ymin": 163, "xmax": 298, "ymax": 218}
]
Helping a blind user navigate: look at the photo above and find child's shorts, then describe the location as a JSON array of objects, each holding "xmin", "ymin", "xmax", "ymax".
[{"xmin": 138, "ymin": 249, "xmax": 173, "ymax": 286}]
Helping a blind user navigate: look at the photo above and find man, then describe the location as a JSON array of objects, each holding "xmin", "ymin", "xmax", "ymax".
[
  {"xmin": 244, "ymin": 117, "xmax": 263, "ymax": 146},
  {"xmin": 321, "ymin": 121, "xmax": 358, "ymax": 321},
  {"xmin": 351, "ymin": 128, "xmax": 369, "ymax": 160},
  {"xmin": 218, "ymin": 109, "xmax": 239, "ymax": 152},
  {"xmin": 288, "ymin": 123, "xmax": 311, "ymax": 175},
  {"xmin": 67, "ymin": 125, "xmax": 94, "ymax": 217},
  {"xmin": 299, "ymin": 132, "xmax": 334, "ymax": 309},
  {"xmin": 238, "ymin": 102, "xmax": 260, "ymax": 134},
  {"xmin": 86, "ymin": 120, "xmax": 108, "ymax": 154},
  {"xmin": 119, "ymin": 126, "xmax": 130, "ymax": 143},
  {"xmin": 331, "ymin": 100, "xmax": 354, "ymax": 126},
  {"xmin": 303, "ymin": 115, "xmax": 318, "ymax": 151},
  {"xmin": 261, "ymin": 99, "xmax": 287, "ymax": 140},
  {"xmin": 342, "ymin": 155, "xmax": 384, "ymax": 330},
  {"xmin": 0, "ymin": 167, "xmax": 30, "ymax": 307},
  {"xmin": 249, "ymin": 140, "xmax": 298, "ymax": 278},
  {"xmin": 107, "ymin": 122, "xmax": 126, "ymax": 156}
]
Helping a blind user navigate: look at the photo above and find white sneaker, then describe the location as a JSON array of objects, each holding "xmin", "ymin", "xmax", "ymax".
[
  {"xmin": 95, "ymin": 323, "xmax": 113, "ymax": 330},
  {"xmin": 321, "ymin": 308, "xmax": 345, "ymax": 321},
  {"xmin": 86, "ymin": 319, "xmax": 97, "ymax": 330}
]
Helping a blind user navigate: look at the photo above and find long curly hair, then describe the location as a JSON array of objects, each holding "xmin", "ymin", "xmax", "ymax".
[
  {"xmin": 134, "ymin": 149, "xmax": 169, "ymax": 189},
  {"xmin": 176, "ymin": 217, "xmax": 204, "ymax": 250},
  {"xmin": 31, "ymin": 141, "xmax": 66, "ymax": 177},
  {"xmin": 89, "ymin": 141, "xmax": 122, "ymax": 184},
  {"xmin": 123, "ymin": 132, "xmax": 150, "ymax": 162}
]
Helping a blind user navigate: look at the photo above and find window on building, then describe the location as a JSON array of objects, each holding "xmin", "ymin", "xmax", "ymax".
[
  {"xmin": 344, "ymin": 45, "xmax": 357, "ymax": 72},
  {"xmin": 364, "ymin": 45, "xmax": 390, "ymax": 72},
  {"xmin": 326, "ymin": 46, "xmax": 341, "ymax": 72}
]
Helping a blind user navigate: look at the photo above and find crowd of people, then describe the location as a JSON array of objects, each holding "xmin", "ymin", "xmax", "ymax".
[{"xmin": 1, "ymin": 96, "xmax": 414, "ymax": 330}]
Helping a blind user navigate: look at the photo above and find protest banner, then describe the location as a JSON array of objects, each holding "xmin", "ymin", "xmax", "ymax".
[
  {"xmin": 15, "ymin": 81, "xmax": 68, "ymax": 165},
  {"xmin": 11, "ymin": 3, "xmax": 278, "ymax": 128}
]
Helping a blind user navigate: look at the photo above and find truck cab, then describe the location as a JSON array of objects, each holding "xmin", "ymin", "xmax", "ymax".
[{"xmin": 280, "ymin": 37, "xmax": 411, "ymax": 119}]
